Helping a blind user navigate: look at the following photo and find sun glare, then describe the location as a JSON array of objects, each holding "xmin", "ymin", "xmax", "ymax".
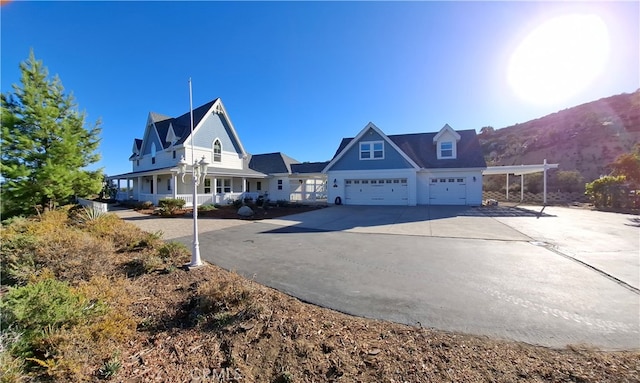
[{"xmin": 507, "ymin": 14, "xmax": 610, "ymax": 106}]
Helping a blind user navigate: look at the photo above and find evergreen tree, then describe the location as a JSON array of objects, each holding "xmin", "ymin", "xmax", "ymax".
[{"xmin": 1, "ymin": 51, "xmax": 102, "ymax": 217}]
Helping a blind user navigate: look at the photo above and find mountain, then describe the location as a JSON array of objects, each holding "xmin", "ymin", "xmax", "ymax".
[{"xmin": 478, "ymin": 90, "xmax": 640, "ymax": 182}]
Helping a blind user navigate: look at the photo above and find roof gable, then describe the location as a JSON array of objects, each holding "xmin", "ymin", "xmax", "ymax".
[
  {"xmin": 433, "ymin": 123, "xmax": 461, "ymax": 143},
  {"xmin": 323, "ymin": 122, "xmax": 419, "ymax": 172}
]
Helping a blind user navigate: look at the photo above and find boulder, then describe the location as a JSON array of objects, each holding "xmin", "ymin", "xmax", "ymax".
[{"xmin": 237, "ymin": 205, "xmax": 254, "ymax": 217}]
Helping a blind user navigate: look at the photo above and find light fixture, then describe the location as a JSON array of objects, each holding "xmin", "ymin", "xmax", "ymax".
[
  {"xmin": 333, "ymin": 179, "xmax": 338, "ymax": 188},
  {"xmin": 175, "ymin": 79, "xmax": 210, "ymax": 268},
  {"xmin": 473, "ymin": 176, "xmax": 477, "ymax": 182}
]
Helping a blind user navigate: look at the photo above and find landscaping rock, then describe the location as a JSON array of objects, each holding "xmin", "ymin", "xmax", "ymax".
[{"xmin": 237, "ymin": 205, "xmax": 254, "ymax": 217}]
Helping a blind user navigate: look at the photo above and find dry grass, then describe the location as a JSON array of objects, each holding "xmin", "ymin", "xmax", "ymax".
[{"xmin": 1, "ymin": 208, "xmax": 639, "ymax": 382}]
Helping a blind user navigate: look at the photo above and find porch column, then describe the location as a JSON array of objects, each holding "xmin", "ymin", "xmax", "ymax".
[
  {"xmin": 506, "ymin": 173, "xmax": 509, "ymax": 201},
  {"xmin": 520, "ymin": 175, "xmax": 524, "ymax": 202},
  {"xmin": 213, "ymin": 178, "xmax": 218, "ymax": 204},
  {"xmin": 127, "ymin": 179, "xmax": 132, "ymax": 199},
  {"xmin": 152, "ymin": 174, "xmax": 158, "ymax": 205},
  {"xmin": 137, "ymin": 177, "xmax": 141, "ymax": 200},
  {"xmin": 242, "ymin": 177, "xmax": 247, "ymax": 192},
  {"xmin": 172, "ymin": 174, "xmax": 177, "ymax": 199}
]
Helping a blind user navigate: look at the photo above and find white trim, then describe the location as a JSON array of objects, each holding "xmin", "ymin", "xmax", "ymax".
[
  {"xmin": 433, "ymin": 123, "xmax": 461, "ymax": 143},
  {"xmin": 359, "ymin": 140, "xmax": 385, "ymax": 160},
  {"xmin": 212, "ymin": 137, "xmax": 222, "ymax": 162},
  {"xmin": 322, "ymin": 122, "xmax": 420, "ymax": 173}
]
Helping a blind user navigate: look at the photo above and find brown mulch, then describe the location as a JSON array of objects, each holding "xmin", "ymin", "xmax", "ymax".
[
  {"xmin": 117, "ymin": 264, "xmax": 640, "ymax": 383},
  {"xmin": 137, "ymin": 205, "xmax": 324, "ymax": 220}
]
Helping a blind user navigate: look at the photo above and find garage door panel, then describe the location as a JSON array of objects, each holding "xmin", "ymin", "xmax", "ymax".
[
  {"xmin": 429, "ymin": 177, "xmax": 466, "ymax": 205},
  {"xmin": 345, "ymin": 179, "xmax": 408, "ymax": 205}
]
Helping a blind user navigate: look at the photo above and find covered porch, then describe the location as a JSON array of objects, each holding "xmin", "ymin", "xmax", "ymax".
[{"xmin": 108, "ymin": 166, "xmax": 267, "ymax": 207}]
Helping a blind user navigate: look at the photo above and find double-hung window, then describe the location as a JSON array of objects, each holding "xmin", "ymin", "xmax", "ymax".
[
  {"xmin": 440, "ymin": 141, "xmax": 453, "ymax": 158},
  {"xmin": 360, "ymin": 141, "xmax": 384, "ymax": 160},
  {"xmin": 215, "ymin": 178, "xmax": 231, "ymax": 193}
]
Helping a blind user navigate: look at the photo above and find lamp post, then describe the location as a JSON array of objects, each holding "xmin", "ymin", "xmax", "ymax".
[
  {"xmin": 178, "ymin": 155, "xmax": 209, "ymax": 267},
  {"xmin": 176, "ymin": 78, "xmax": 209, "ymax": 268}
]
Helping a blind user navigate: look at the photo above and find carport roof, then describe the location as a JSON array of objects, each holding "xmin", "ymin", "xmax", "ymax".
[{"xmin": 483, "ymin": 163, "xmax": 559, "ymax": 176}]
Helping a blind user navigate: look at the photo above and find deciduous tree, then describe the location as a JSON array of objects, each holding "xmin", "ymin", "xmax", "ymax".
[{"xmin": 1, "ymin": 51, "xmax": 102, "ymax": 217}]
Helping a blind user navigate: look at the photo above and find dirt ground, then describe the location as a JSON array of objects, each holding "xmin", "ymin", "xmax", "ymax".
[{"xmin": 116, "ymin": 262, "xmax": 640, "ymax": 383}]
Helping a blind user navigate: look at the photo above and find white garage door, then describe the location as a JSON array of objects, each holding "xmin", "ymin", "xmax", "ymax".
[
  {"xmin": 429, "ymin": 177, "xmax": 466, "ymax": 205},
  {"xmin": 345, "ymin": 178, "xmax": 408, "ymax": 205}
]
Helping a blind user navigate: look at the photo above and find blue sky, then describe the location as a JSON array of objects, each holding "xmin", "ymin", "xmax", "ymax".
[{"xmin": 2, "ymin": 1, "xmax": 638, "ymax": 177}]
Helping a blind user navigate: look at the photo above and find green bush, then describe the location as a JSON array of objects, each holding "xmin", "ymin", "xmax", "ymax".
[
  {"xmin": 158, "ymin": 198, "xmax": 186, "ymax": 215},
  {"xmin": 199, "ymin": 203, "xmax": 217, "ymax": 211},
  {"xmin": 137, "ymin": 201, "xmax": 154, "ymax": 210},
  {"xmin": 585, "ymin": 175, "xmax": 630, "ymax": 208},
  {"xmin": 1, "ymin": 279, "xmax": 102, "ymax": 359}
]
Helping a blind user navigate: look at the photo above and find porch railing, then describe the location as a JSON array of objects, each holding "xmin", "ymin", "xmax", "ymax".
[
  {"xmin": 290, "ymin": 192, "xmax": 328, "ymax": 203},
  {"xmin": 118, "ymin": 191, "xmax": 267, "ymax": 207}
]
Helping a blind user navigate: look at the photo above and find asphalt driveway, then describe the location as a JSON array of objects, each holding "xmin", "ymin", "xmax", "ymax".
[{"xmin": 118, "ymin": 205, "xmax": 640, "ymax": 349}]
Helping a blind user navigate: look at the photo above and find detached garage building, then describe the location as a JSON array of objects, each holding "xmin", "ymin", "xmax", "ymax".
[{"xmin": 323, "ymin": 123, "xmax": 487, "ymax": 206}]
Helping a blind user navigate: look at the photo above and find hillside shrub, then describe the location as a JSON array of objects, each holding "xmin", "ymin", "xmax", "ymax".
[{"xmin": 585, "ymin": 175, "xmax": 632, "ymax": 208}]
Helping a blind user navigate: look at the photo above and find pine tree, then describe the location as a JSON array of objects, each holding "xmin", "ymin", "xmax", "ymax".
[{"xmin": 1, "ymin": 50, "xmax": 102, "ymax": 217}]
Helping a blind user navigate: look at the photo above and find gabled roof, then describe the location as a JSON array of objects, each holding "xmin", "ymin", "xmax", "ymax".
[
  {"xmin": 433, "ymin": 123, "xmax": 461, "ymax": 143},
  {"xmin": 291, "ymin": 162, "xmax": 330, "ymax": 174},
  {"xmin": 248, "ymin": 152, "xmax": 299, "ymax": 174},
  {"xmin": 323, "ymin": 122, "xmax": 420, "ymax": 172},
  {"xmin": 325, "ymin": 125, "xmax": 486, "ymax": 171},
  {"xmin": 390, "ymin": 130, "xmax": 486, "ymax": 169},
  {"xmin": 172, "ymin": 99, "xmax": 218, "ymax": 146},
  {"xmin": 132, "ymin": 98, "xmax": 248, "ymax": 157}
]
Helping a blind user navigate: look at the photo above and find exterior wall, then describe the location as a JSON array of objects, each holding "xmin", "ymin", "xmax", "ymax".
[
  {"xmin": 329, "ymin": 129, "xmax": 413, "ymax": 171},
  {"xmin": 266, "ymin": 176, "xmax": 292, "ymax": 202},
  {"xmin": 327, "ymin": 169, "xmax": 417, "ymax": 206},
  {"xmin": 417, "ymin": 169, "xmax": 483, "ymax": 206},
  {"xmin": 191, "ymin": 112, "xmax": 242, "ymax": 154}
]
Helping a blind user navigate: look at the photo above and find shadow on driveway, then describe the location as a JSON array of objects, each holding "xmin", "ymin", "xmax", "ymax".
[{"xmin": 260, "ymin": 205, "xmax": 554, "ymax": 236}]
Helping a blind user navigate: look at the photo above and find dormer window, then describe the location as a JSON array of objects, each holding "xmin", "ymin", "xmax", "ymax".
[
  {"xmin": 213, "ymin": 139, "xmax": 222, "ymax": 162},
  {"xmin": 360, "ymin": 141, "xmax": 384, "ymax": 160},
  {"xmin": 440, "ymin": 141, "xmax": 453, "ymax": 158}
]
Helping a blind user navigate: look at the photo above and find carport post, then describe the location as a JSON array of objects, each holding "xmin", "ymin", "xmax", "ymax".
[
  {"xmin": 543, "ymin": 159, "xmax": 548, "ymax": 205},
  {"xmin": 505, "ymin": 173, "xmax": 509, "ymax": 201},
  {"xmin": 521, "ymin": 174, "xmax": 524, "ymax": 202}
]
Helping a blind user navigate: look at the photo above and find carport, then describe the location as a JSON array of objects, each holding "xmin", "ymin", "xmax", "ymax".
[{"xmin": 482, "ymin": 159, "xmax": 559, "ymax": 204}]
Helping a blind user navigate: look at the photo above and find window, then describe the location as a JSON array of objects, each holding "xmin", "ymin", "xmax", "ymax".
[
  {"xmin": 440, "ymin": 141, "xmax": 453, "ymax": 158},
  {"xmin": 277, "ymin": 179, "xmax": 283, "ymax": 190},
  {"xmin": 213, "ymin": 140, "xmax": 222, "ymax": 162},
  {"xmin": 360, "ymin": 141, "xmax": 384, "ymax": 160},
  {"xmin": 136, "ymin": 160, "xmax": 139, "ymax": 166},
  {"xmin": 457, "ymin": 178, "xmax": 464, "ymax": 183},
  {"xmin": 345, "ymin": 180, "xmax": 352, "ymax": 184},
  {"xmin": 448, "ymin": 178, "xmax": 455, "ymax": 182},
  {"xmin": 204, "ymin": 178, "xmax": 211, "ymax": 194},
  {"xmin": 167, "ymin": 179, "xmax": 171, "ymax": 191},
  {"xmin": 151, "ymin": 142, "xmax": 156, "ymax": 164},
  {"xmin": 173, "ymin": 150, "xmax": 176, "ymax": 159},
  {"xmin": 257, "ymin": 181, "xmax": 262, "ymax": 191},
  {"xmin": 215, "ymin": 178, "xmax": 231, "ymax": 193},
  {"xmin": 152, "ymin": 157, "xmax": 156, "ymax": 165}
]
